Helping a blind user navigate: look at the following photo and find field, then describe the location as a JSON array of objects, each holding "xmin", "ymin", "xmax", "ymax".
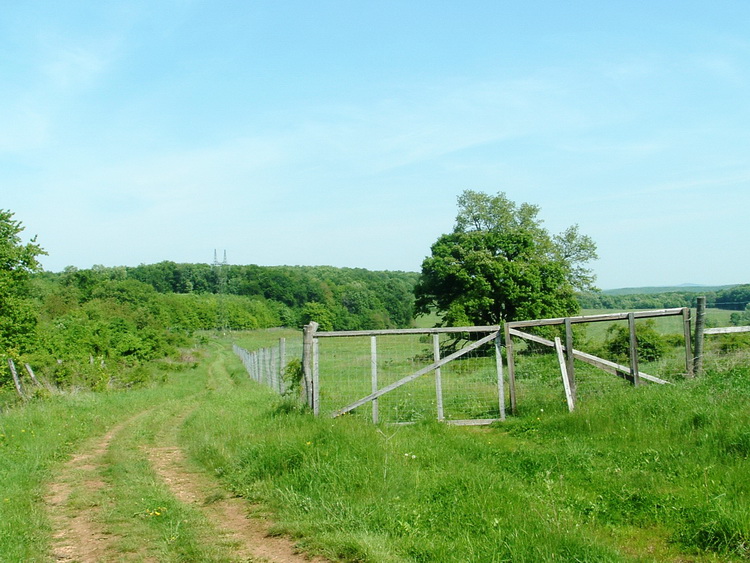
[{"xmin": 2, "ymin": 319, "xmax": 750, "ymax": 561}]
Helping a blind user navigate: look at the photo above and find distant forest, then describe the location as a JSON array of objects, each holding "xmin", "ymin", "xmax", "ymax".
[
  {"xmin": 0, "ymin": 262, "xmax": 418, "ymax": 390},
  {"xmin": 577, "ymin": 285, "xmax": 750, "ymax": 315},
  {"xmin": 37, "ymin": 262, "xmax": 419, "ymax": 333}
]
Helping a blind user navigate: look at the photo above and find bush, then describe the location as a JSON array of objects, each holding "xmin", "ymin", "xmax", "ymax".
[{"xmin": 604, "ymin": 320, "xmax": 667, "ymax": 362}]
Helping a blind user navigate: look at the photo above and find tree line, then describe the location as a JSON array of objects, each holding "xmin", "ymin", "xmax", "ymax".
[
  {"xmin": 578, "ymin": 285, "xmax": 750, "ymax": 320},
  {"xmin": 1, "ymin": 209, "xmax": 419, "ymax": 391},
  {"xmin": 123, "ymin": 261, "xmax": 418, "ymax": 330},
  {"xmin": 4, "ymin": 191, "xmax": 746, "ymax": 394}
]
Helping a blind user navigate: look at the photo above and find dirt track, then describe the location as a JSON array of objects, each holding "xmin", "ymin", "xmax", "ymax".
[{"xmin": 45, "ymin": 356, "xmax": 327, "ymax": 562}]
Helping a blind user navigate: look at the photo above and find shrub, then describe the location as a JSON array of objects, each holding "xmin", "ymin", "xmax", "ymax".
[{"xmin": 604, "ymin": 319, "xmax": 666, "ymax": 362}]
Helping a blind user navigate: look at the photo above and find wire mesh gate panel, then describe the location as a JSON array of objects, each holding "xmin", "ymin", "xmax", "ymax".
[{"xmin": 306, "ymin": 326, "xmax": 505, "ymax": 425}]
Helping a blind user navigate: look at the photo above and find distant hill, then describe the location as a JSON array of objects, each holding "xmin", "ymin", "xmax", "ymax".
[{"xmin": 602, "ymin": 284, "xmax": 737, "ymax": 296}]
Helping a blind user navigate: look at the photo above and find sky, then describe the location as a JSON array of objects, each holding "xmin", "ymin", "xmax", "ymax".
[{"xmin": 2, "ymin": 1, "xmax": 749, "ymax": 289}]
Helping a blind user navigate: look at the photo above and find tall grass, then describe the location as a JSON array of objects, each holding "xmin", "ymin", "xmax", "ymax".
[{"xmin": 183, "ymin": 337, "xmax": 750, "ymax": 561}]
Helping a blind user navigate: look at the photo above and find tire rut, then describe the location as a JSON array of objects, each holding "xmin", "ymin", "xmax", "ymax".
[
  {"xmin": 146, "ymin": 355, "xmax": 328, "ymax": 563},
  {"xmin": 45, "ymin": 347, "xmax": 328, "ymax": 562},
  {"xmin": 45, "ymin": 410, "xmax": 151, "ymax": 562},
  {"xmin": 146, "ymin": 442, "xmax": 327, "ymax": 563}
]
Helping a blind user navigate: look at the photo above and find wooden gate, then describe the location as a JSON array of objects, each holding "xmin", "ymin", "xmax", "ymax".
[{"xmin": 302, "ymin": 323, "xmax": 505, "ymax": 425}]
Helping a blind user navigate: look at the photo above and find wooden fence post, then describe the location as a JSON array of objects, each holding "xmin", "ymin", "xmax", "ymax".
[
  {"xmin": 682, "ymin": 307, "xmax": 694, "ymax": 378},
  {"xmin": 564, "ymin": 317, "xmax": 576, "ymax": 401},
  {"xmin": 555, "ymin": 337, "xmax": 575, "ymax": 412},
  {"xmin": 371, "ymin": 336, "xmax": 379, "ymax": 423},
  {"xmin": 504, "ymin": 324, "xmax": 517, "ymax": 415},
  {"xmin": 628, "ymin": 313, "xmax": 640, "ymax": 386},
  {"xmin": 694, "ymin": 296, "xmax": 706, "ymax": 376},
  {"xmin": 302, "ymin": 322, "xmax": 319, "ymax": 410},
  {"xmin": 270, "ymin": 346, "xmax": 278, "ymax": 391},
  {"xmin": 313, "ymin": 338, "xmax": 320, "ymax": 416},
  {"xmin": 279, "ymin": 338, "xmax": 286, "ymax": 394},
  {"xmin": 494, "ymin": 333, "xmax": 506, "ymax": 421},
  {"xmin": 7, "ymin": 359, "xmax": 26, "ymax": 400},
  {"xmin": 432, "ymin": 334, "xmax": 444, "ymax": 421},
  {"xmin": 261, "ymin": 347, "xmax": 267, "ymax": 385},
  {"xmin": 24, "ymin": 363, "xmax": 42, "ymax": 387}
]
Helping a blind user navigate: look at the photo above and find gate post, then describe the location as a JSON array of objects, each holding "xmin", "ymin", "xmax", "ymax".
[
  {"xmin": 494, "ymin": 333, "xmax": 505, "ymax": 421},
  {"xmin": 682, "ymin": 308, "xmax": 694, "ymax": 378},
  {"xmin": 628, "ymin": 313, "xmax": 640, "ymax": 386},
  {"xmin": 279, "ymin": 338, "xmax": 287, "ymax": 393},
  {"xmin": 371, "ymin": 336, "xmax": 379, "ymax": 423},
  {"xmin": 564, "ymin": 317, "xmax": 576, "ymax": 401},
  {"xmin": 694, "ymin": 297, "xmax": 706, "ymax": 376},
  {"xmin": 302, "ymin": 322, "xmax": 319, "ymax": 410},
  {"xmin": 433, "ymin": 334, "xmax": 444, "ymax": 421},
  {"xmin": 504, "ymin": 323, "xmax": 517, "ymax": 415}
]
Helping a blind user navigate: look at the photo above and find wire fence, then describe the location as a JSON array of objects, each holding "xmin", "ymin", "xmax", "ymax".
[
  {"xmin": 233, "ymin": 303, "xmax": 750, "ymax": 423},
  {"xmin": 305, "ymin": 326, "xmax": 505, "ymax": 425},
  {"xmin": 233, "ymin": 337, "xmax": 301, "ymax": 395}
]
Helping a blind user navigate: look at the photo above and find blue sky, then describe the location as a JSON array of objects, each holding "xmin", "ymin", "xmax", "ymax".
[{"xmin": 2, "ymin": 1, "xmax": 749, "ymax": 289}]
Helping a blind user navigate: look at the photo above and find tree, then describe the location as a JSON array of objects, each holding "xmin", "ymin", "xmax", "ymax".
[
  {"xmin": 0, "ymin": 210, "xmax": 46, "ymax": 353},
  {"xmin": 415, "ymin": 191, "xmax": 597, "ymax": 326}
]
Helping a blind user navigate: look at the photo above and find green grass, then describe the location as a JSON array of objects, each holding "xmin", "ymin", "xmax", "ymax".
[
  {"xmin": 182, "ymin": 335, "xmax": 750, "ymax": 561},
  {"xmin": 0, "ymin": 378, "xmax": 197, "ymax": 559},
  {"xmin": 4, "ymin": 329, "xmax": 750, "ymax": 561},
  {"xmin": 0, "ymin": 344, "xmax": 226, "ymax": 561}
]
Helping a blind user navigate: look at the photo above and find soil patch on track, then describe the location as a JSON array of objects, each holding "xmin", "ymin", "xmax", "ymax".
[
  {"xmin": 45, "ymin": 412, "xmax": 148, "ymax": 562},
  {"xmin": 146, "ymin": 442, "xmax": 327, "ymax": 563}
]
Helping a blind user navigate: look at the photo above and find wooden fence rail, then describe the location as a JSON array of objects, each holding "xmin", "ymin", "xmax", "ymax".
[{"xmin": 505, "ymin": 308, "xmax": 691, "ymax": 414}]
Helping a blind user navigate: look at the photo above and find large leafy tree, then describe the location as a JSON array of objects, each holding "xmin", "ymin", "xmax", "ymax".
[
  {"xmin": 415, "ymin": 191, "xmax": 597, "ymax": 326},
  {"xmin": 0, "ymin": 210, "xmax": 46, "ymax": 353}
]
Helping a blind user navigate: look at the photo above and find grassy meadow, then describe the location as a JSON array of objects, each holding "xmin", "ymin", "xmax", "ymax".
[
  {"xmin": 186, "ymin": 330, "xmax": 750, "ymax": 562},
  {"xmin": 2, "ymin": 317, "xmax": 750, "ymax": 561}
]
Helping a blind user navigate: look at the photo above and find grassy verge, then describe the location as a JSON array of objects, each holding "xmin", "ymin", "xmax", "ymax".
[{"xmin": 183, "ymin": 335, "xmax": 750, "ymax": 562}]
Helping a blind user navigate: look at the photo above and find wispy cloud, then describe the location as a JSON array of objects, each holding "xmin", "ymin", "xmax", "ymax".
[{"xmin": 692, "ymin": 55, "xmax": 747, "ymax": 85}]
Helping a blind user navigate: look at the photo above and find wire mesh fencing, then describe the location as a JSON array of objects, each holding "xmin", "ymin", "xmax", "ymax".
[
  {"xmin": 233, "ymin": 336, "xmax": 302, "ymax": 396},
  {"xmin": 306, "ymin": 327, "xmax": 505, "ymax": 425}
]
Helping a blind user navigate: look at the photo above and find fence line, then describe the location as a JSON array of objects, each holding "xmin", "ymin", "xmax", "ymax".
[
  {"xmin": 233, "ymin": 338, "xmax": 293, "ymax": 395},
  {"xmin": 303, "ymin": 323, "xmax": 505, "ymax": 425}
]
